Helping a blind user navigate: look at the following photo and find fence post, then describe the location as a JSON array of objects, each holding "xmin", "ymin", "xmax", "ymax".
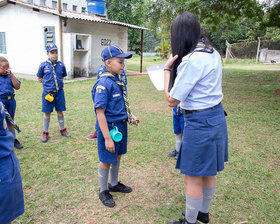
[
  {"xmin": 256, "ymin": 37, "xmax": 261, "ymax": 63},
  {"xmin": 225, "ymin": 40, "xmax": 229, "ymax": 63}
]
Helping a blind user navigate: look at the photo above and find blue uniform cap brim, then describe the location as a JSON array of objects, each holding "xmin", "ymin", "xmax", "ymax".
[
  {"xmin": 115, "ymin": 53, "xmax": 132, "ymax": 59},
  {"xmin": 47, "ymin": 47, "xmax": 58, "ymax": 52},
  {"xmin": 103, "ymin": 53, "xmax": 132, "ymax": 61}
]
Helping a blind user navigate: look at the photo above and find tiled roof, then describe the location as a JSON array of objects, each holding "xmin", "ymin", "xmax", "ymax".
[{"xmin": 7, "ymin": 0, "xmax": 147, "ymax": 30}]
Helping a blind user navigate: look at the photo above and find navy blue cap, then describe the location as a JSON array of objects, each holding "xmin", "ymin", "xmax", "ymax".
[
  {"xmin": 101, "ymin": 45, "xmax": 132, "ymax": 61},
  {"xmin": 46, "ymin": 44, "xmax": 58, "ymax": 52}
]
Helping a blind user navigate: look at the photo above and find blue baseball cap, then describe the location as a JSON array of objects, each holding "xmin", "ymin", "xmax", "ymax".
[
  {"xmin": 46, "ymin": 44, "xmax": 58, "ymax": 52},
  {"xmin": 101, "ymin": 45, "xmax": 132, "ymax": 61}
]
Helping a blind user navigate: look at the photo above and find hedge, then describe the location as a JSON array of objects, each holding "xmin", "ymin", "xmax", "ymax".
[{"xmin": 231, "ymin": 39, "xmax": 280, "ymax": 58}]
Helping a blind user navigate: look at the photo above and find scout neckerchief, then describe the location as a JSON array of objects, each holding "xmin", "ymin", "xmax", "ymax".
[
  {"xmin": 194, "ymin": 38, "xmax": 214, "ymax": 54},
  {"xmin": 100, "ymin": 72, "xmax": 133, "ymax": 124},
  {"xmin": 176, "ymin": 105, "xmax": 182, "ymax": 116},
  {"xmin": 47, "ymin": 59, "xmax": 59, "ymax": 91},
  {"xmin": 0, "ymin": 99, "xmax": 21, "ymax": 132}
]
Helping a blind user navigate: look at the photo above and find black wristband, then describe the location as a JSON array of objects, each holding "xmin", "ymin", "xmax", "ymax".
[{"xmin": 164, "ymin": 68, "xmax": 171, "ymax": 71}]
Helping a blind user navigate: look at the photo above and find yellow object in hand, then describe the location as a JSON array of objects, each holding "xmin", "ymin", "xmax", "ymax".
[{"xmin": 45, "ymin": 93, "xmax": 54, "ymax": 102}]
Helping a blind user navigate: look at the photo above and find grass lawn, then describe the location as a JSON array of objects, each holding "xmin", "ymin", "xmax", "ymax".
[{"xmin": 13, "ymin": 67, "xmax": 279, "ymax": 223}]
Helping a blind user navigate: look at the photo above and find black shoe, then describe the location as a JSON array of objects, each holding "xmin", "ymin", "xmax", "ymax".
[
  {"xmin": 197, "ymin": 211, "xmax": 209, "ymax": 224},
  {"xmin": 168, "ymin": 149, "xmax": 177, "ymax": 157},
  {"xmin": 167, "ymin": 218, "xmax": 194, "ymax": 224},
  {"xmin": 108, "ymin": 182, "xmax": 132, "ymax": 193},
  {"xmin": 99, "ymin": 190, "xmax": 115, "ymax": 207},
  {"xmin": 14, "ymin": 139, "xmax": 23, "ymax": 149},
  {"xmin": 182, "ymin": 211, "xmax": 209, "ymax": 224}
]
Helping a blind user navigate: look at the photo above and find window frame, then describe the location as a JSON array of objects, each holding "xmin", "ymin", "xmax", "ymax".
[{"xmin": 0, "ymin": 32, "xmax": 7, "ymax": 54}]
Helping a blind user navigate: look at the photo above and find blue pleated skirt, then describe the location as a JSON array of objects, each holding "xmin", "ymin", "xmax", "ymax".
[
  {"xmin": 176, "ymin": 103, "xmax": 228, "ymax": 176},
  {"xmin": 0, "ymin": 151, "xmax": 24, "ymax": 224}
]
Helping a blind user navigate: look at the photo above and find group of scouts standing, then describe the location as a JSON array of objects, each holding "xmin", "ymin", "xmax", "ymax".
[{"xmin": 0, "ymin": 11, "xmax": 228, "ymax": 224}]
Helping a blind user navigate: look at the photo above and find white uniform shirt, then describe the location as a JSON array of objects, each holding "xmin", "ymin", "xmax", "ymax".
[{"xmin": 170, "ymin": 48, "xmax": 223, "ymax": 110}]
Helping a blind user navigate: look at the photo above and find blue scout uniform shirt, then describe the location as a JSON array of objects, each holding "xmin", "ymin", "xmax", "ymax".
[
  {"xmin": 0, "ymin": 102, "xmax": 14, "ymax": 159},
  {"xmin": 97, "ymin": 65, "xmax": 127, "ymax": 91},
  {"xmin": 170, "ymin": 48, "xmax": 223, "ymax": 110},
  {"xmin": 0, "ymin": 74, "xmax": 21, "ymax": 97},
  {"xmin": 36, "ymin": 59, "xmax": 67, "ymax": 92},
  {"xmin": 92, "ymin": 67, "xmax": 127, "ymax": 123}
]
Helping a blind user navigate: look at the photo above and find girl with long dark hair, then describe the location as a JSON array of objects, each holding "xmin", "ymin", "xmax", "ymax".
[{"xmin": 164, "ymin": 12, "xmax": 228, "ymax": 224}]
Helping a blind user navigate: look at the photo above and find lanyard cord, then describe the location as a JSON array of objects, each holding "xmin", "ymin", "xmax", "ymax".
[{"xmin": 47, "ymin": 59, "xmax": 59, "ymax": 91}]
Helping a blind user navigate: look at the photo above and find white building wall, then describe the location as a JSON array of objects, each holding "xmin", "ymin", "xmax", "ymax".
[
  {"xmin": 64, "ymin": 19, "xmax": 128, "ymax": 75},
  {"xmin": 0, "ymin": 4, "xmax": 60, "ymax": 76},
  {"xmin": 0, "ymin": 3, "xmax": 130, "ymax": 78}
]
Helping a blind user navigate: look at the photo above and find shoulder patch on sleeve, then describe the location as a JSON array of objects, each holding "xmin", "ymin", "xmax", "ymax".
[{"xmin": 96, "ymin": 85, "xmax": 106, "ymax": 93}]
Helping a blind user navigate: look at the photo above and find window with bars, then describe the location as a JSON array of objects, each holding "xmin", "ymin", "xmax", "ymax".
[
  {"xmin": 52, "ymin": 1, "xmax": 57, "ymax": 8},
  {"xmin": 72, "ymin": 5, "xmax": 77, "ymax": 11},
  {"xmin": 40, "ymin": 0, "xmax": 46, "ymax": 5},
  {"xmin": 43, "ymin": 27, "xmax": 55, "ymax": 48},
  {"xmin": 0, "ymin": 32, "xmax": 7, "ymax": 54},
  {"xmin": 81, "ymin": 7, "xmax": 86, "ymax": 13},
  {"xmin": 62, "ymin": 3, "xmax": 67, "ymax": 10}
]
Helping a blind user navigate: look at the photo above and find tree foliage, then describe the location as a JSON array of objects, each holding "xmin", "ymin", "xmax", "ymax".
[
  {"xmin": 106, "ymin": 0, "xmax": 146, "ymax": 53},
  {"xmin": 146, "ymin": 0, "xmax": 264, "ymax": 31},
  {"xmin": 261, "ymin": 0, "xmax": 280, "ymax": 28},
  {"xmin": 105, "ymin": 0, "xmax": 280, "ymax": 55}
]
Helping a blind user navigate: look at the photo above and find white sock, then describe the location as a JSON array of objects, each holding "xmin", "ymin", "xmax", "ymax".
[{"xmin": 175, "ymin": 135, "xmax": 182, "ymax": 152}]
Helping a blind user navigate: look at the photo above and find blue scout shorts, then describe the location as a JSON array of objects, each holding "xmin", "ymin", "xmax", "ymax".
[
  {"xmin": 176, "ymin": 103, "xmax": 228, "ymax": 177},
  {"xmin": 96, "ymin": 120, "xmax": 127, "ymax": 164},
  {"xmin": 0, "ymin": 151, "xmax": 24, "ymax": 224},
  {"xmin": 42, "ymin": 89, "xmax": 66, "ymax": 113},
  {"xmin": 0, "ymin": 96, "xmax": 16, "ymax": 124},
  {"xmin": 173, "ymin": 113, "xmax": 184, "ymax": 135}
]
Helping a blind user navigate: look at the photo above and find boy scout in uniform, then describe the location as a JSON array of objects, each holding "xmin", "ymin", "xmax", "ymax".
[{"xmin": 37, "ymin": 44, "xmax": 71, "ymax": 143}]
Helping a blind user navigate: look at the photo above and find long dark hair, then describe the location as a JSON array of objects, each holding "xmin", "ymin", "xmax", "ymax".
[{"xmin": 169, "ymin": 12, "xmax": 201, "ymax": 91}]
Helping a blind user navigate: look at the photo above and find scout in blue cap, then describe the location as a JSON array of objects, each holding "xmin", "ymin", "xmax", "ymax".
[
  {"xmin": 92, "ymin": 45, "xmax": 139, "ymax": 207},
  {"xmin": 0, "ymin": 56, "xmax": 23, "ymax": 149},
  {"xmin": 0, "ymin": 101, "xmax": 25, "ymax": 223},
  {"xmin": 86, "ymin": 64, "xmax": 128, "ymax": 140},
  {"xmin": 36, "ymin": 44, "xmax": 71, "ymax": 143}
]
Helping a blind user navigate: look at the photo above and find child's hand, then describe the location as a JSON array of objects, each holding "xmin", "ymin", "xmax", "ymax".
[
  {"xmin": 132, "ymin": 114, "xmax": 140, "ymax": 126},
  {"xmin": 105, "ymin": 138, "xmax": 115, "ymax": 153},
  {"xmin": 6, "ymin": 69, "xmax": 13, "ymax": 77},
  {"xmin": 38, "ymin": 77, "xmax": 44, "ymax": 83}
]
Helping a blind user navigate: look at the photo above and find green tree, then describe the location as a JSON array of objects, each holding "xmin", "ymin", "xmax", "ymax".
[
  {"xmin": 261, "ymin": 0, "xmax": 280, "ymax": 28},
  {"xmin": 203, "ymin": 18, "xmax": 266, "ymax": 53},
  {"xmin": 106, "ymin": 0, "xmax": 146, "ymax": 53},
  {"xmin": 146, "ymin": 0, "xmax": 264, "ymax": 31}
]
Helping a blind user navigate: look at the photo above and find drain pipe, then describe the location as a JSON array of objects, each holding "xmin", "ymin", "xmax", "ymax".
[{"xmin": 58, "ymin": 0, "xmax": 63, "ymax": 62}]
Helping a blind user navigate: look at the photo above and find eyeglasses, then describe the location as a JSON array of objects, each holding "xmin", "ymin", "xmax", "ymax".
[{"xmin": 0, "ymin": 66, "xmax": 10, "ymax": 70}]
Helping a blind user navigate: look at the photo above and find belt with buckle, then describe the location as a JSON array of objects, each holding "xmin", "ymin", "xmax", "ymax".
[
  {"xmin": 0, "ymin": 94, "xmax": 14, "ymax": 100},
  {"xmin": 182, "ymin": 103, "xmax": 221, "ymax": 114}
]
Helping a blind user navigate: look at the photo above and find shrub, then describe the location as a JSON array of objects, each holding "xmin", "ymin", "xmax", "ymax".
[{"xmin": 231, "ymin": 39, "xmax": 280, "ymax": 58}]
